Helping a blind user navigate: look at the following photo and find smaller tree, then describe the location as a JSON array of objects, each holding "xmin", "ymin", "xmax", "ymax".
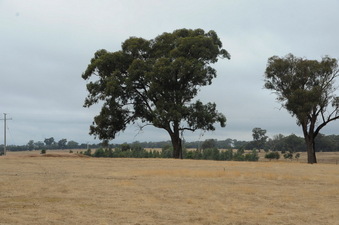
[
  {"xmin": 264, "ymin": 54, "xmax": 339, "ymax": 163},
  {"xmin": 67, "ymin": 140, "xmax": 79, "ymax": 149},
  {"xmin": 44, "ymin": 137, "xmax": 55, "ymax": 147},
  {"xmin": 27, "ymin": 140, "xmax": 34, "ymax": 151},
  {"xmin": 58, "ymin": 139, "xmax": 67, "ymax": 149},
  {"xmin": 252, "ymin": 127, "xmax": 268, "ymax": 151}
]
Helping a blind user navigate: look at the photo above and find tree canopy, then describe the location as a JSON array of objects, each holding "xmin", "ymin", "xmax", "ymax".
[
  {"xmin": 44, "ymin": 137, "xmax": 55, "ymax": 146},
  {"xmin": 264, "ymin": 54, "xmax": 339, "ymax": 163},
  {"xmin": 82, "ymin": 28, "xmax": 230, "ymax": 158}
]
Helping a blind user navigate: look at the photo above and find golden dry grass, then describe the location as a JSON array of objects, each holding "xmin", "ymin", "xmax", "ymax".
[{"xmin": 0, "ymin": 151, "xmax": 338, "ymax": 225}]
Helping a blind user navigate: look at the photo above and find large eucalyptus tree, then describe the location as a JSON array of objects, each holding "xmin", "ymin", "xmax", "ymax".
[{"xmin": 82, "ymin": 29, "xmax": 229, "ymax": 158}]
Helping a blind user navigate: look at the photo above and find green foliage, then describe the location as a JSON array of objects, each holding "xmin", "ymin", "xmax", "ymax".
[
  {"xmin": 265, "ymin": 151, "xmax": 280, "ymax": 160},
  {"xmin": 84, "ymin": 149, "xmax": 92, "ymax": 156},
  {"xmin": 201, "ymin": 139, "xmax": 217, "ymax": 150},
  {"xmin": 315, "ymin": 134, "xmax": 339, "ymax": 152},
  {"xmin": 161, "ymin": 145, "xmax": 173, "ymax": 158},
  {"xmin": 266, "ymin": 134, "xmax": 305, "ymax": 152},
  {"xmin": 40, "ymin": 149, "xmax": 46, "ymax": 154},
  {"xmin": 220, "ymin": 149, "xmax": 233, "ymax": 161},
  {"xmin": 245, "ymin": 149, "xmax": 260, "ymax": 161},
  {"xmin": 93, "ymin": 148, "xmax": 105, "ymax": 157},
  {"xmin": 89, "ymin": 146, "xmax": 258, "ymax": 162},
  {"xmin": 283, "ymin": 134, "xmax": 304, "ymax": 153},
  {"xmin": 92, "ymin": 144, "xmax": 151, "ymax": 158},
  {"xmin": 233, "ymin": 148, "xmax": 245, "ymax": 161},
  {"xmin": 232, "ymin": 154, "xmax": 244, "ymax": 161},
  {"xmin": 120, "ymin": 143, "xmax": 130, "ymax": 151},
  {"xmin": 82, "ymin": 28, "xmax": 229, "ymax": 158},
  {"xmin": 202, "ymin": 148, "xmax": 220, "ymax": 160}
]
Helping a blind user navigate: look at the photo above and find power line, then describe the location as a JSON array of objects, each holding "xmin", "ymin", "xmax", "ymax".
[{"xmin": 0, "ymin": 113, "xmax": 12, "ymax": 156}]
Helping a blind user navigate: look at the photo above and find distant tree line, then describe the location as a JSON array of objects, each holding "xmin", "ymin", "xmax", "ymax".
[
  {"xmin": 2, "ymin": 133, "xmax": 338, "ymax": 153},
  {"xmin": 251, "ymin": 133, "xmax": 339, "ymax": 152},
  {"xmin": 4, "ymin": 137, "xmax": 96, "ymax": 151}
]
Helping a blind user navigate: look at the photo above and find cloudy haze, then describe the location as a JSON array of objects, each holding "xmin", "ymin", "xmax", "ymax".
[{"xmin": 1, "ymin": 0, "xmax": 339, "ymax": 145}]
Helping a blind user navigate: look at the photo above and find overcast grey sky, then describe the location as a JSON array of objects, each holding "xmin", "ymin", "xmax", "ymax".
[{"xmin": 1, "ymin": 0, "xmax": 339, "ymax": 145}]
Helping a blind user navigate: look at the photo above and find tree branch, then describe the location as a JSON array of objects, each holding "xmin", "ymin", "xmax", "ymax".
[
  {"xmin": 314, "ymin": 115, "xmax": 339, "ymax": 137},
  {"xmin": 179, "ymin": 127, "xmax": 197, "ymax": 132},
  {"xmin": 133, "ymin": 87, "xmax": 154, "ymax": 113}
]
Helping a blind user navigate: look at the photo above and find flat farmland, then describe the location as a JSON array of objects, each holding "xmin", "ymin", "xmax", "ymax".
[{"xmin": 0, "ymin": 151, "xmax": 338, "ymax": 225}]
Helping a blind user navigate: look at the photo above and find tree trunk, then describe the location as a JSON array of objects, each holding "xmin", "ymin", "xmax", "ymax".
[
  {"xmin": 301, "ymin": 121, "xmax": 317, "ymax": 164},
  {"xmin": 306, "ymin": 140, "xmax": 317, "ymax": 164},
  {"xmin": 304, "ymin": 136, "xmax": 317, "ymax": 164},
  {"xmin": 170, "ymin": 132, "xmax": 182, "ymax": 159}
]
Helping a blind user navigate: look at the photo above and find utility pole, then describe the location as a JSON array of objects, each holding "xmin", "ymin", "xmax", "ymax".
[{"xmin": 1, "ymin": 113, "xmax": 12, "ymax": 156}]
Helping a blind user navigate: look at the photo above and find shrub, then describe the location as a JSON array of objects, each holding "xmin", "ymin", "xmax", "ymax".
[
  {"xmin": 265, "ymin": 151, "xmax": 280, "ymax": 160},
  {"xmin": 219, "ymin": 149, "xmax": 232, "ymax": 161},
  {"xmin": 130, "ymin": 145, "xmax": 146, "ymax": 158},
  {"xmin": 161, "ymin": 145, "xmax": 173, "ymax": 158},
  {"xmin": 224, "ymin": 149, "xmax": 234, "ymax": 160},
  {"xmin": 189, "ymin": 149, "xmax": 202, "ymax": 160},
  {"xmin": 284, "ymin": 152, "xmax": 293, "ymax": 160},
  {"xmin": 245, "ymin": 149, "xmax": 259, "ymax": 161},
  {"xmin": 84, "ymin": 149, "xmax": 92, "ymax": 156},
  {"xmin": 105, "ymin": 148, "xmax": 114, "ymax": 157},
  {"xmin": 185, "ymin": 150, "xmax": 194, "ymax": 159},
  {"xmin": 202, "ymin": 148, "xmax": 220, "ymax": 160},
  {"xmin": 93, "ymin": 148, "xmax": 105, "ymax": 157},
  {"xmin": 233, "ymin": 148, "xmax": 245, "ymax": 161},
  {"xmin": 40, "ymin": 149, "xmax": 46, "ymax": 154},
  {"xmin": 295, "ymin": 153, "xmax": 301, "ymax": 161},
  {"xmin": 151, "ymin": 150, "xmax": 160, "ymax": 158},
  {"xmin": 120, "ymin": 143, "xmax": 130, "ymax": 151}
]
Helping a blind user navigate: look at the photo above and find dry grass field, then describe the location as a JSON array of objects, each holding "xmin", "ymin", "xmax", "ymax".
[{"xmin": 0, "ymin": 151, "xmax": 338, "ymax": 225}]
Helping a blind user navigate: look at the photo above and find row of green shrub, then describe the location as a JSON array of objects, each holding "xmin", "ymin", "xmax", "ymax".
[
  {"xmin": 184, "ymin": 148, "xmax": 259, "ymax": 161},
  {"xmin": 264, "ymin": 151, "xmax": 301, "ymax": 160},
  {"xmin": 82, "ymin": 146, "xmax": 259, "ymax": 161}
]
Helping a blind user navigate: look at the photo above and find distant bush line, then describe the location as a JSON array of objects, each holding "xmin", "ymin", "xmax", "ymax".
[{"xmin": 81, "ymin": 145, "xmax": 259, "ymax": 162}]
